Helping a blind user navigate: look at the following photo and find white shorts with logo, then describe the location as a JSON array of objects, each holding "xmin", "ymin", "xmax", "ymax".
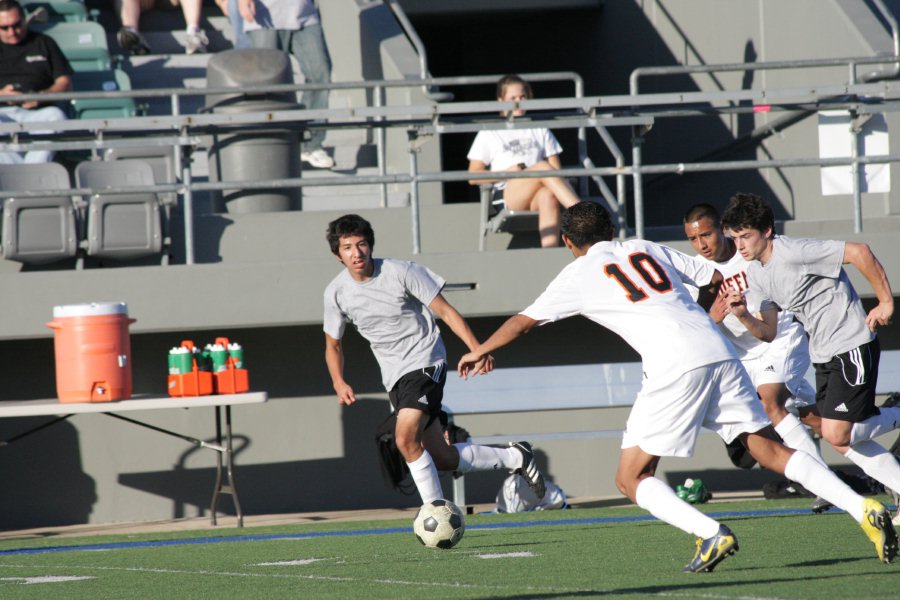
[
  {"xmin": 742, "ymin": 321, "xmax": 815, "ymax": 410},
  {"xmin": 621, "ymin": 359, "xmax": 770, "ymax": 458}
]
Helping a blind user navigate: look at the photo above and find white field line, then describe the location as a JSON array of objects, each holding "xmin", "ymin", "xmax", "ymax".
[
  {"xmin": 476, "ymin": 552, "xmax": 536, "ymax": 559},
  {"xmin": 0, "ymin": 576, "xmax": 95, "ymax": 585}
]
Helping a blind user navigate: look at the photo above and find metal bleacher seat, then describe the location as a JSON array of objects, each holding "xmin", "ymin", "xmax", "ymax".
[
  {"xmin": 0, "ymin": 163, "xmax": 79, "ymax": 264},
  {"xmin": 478, "ymin": 183, "xmax": 538, "ymax": 251},
  {"xmin": 33, "ymin": 20, "xmax": 111, "ymax": 72},
  {"xmin": 75, "ymin": 159, "xmax": 165, "ymax": 261},
  {"xmin": 70, "ymin": 69, "xmax": 137, "ymax": 119}
]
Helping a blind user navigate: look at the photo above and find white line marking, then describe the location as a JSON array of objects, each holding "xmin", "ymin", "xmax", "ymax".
[
  {"xmin": 254, "ymin": 559, "xmax": 325, "ymax": 566},
  {"xmin": 1, "ymin": 576, "xmax": 95, "ymax": 585},
  {"xmin": 476, "ymin": 552, "xmax": 535, "ymax": 559}
]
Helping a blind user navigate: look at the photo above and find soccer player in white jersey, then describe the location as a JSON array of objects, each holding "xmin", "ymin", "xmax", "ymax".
[
  {"xmin": 458, "ymin": 202, "xmax": 897, "ymax": 571},
  {"xmin": 683, "ymin": 205, "xmax": 825, "ymax": 467},
  {"xmin": 722, "ymin": 193, "xmax": 900, "ymax": 518},
  {"xmin": 323, "ymin": 214, "xmax": 546, "ymax": 507}
]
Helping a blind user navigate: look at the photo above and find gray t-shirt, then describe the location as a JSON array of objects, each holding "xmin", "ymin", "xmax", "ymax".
[
  {"xmin": 746, "ymin": 236, "xmax": 873, "ymax": 363},
  {"xmin": 323, "ymin": 258, "xmax": 446, "ymax": 390}
]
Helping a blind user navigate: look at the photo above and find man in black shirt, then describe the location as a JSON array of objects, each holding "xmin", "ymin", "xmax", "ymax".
[{"xmin": 0, "ymin": 0, "xmax": 72, "ymax": 163}]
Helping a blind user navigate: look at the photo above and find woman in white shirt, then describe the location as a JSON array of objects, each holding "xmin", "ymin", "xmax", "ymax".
[{"xmin": 467, "ymin": 75, "xmax": 581, "ymax": 247}]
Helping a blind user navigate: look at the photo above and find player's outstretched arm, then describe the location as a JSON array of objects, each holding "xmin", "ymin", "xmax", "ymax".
[
  {"xmin": 324, "ymin": 333, "xmax": 356, "ymax": 405},
  {"xmin": 429, "ymin": 293, "xmax": 495, "ymax": 375},
  {"xmin": 457, "ymin": 314, "xmax": 538, "ymax": 379},
  {"xmin": 844, "ymin": 242, "xmax": 894, "ymax": 330}
]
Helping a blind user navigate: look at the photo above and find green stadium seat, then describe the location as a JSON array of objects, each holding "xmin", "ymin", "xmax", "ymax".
[
  {"xmin": 33, "ymin": 21, "xmax": 111, "ymax": 72},
  {"xmin": 70, "ymin": 69, "xmax": 137, "ymax": 119},
  {"xmin": 23, "ymin": 0, "xmax": 90, "ymax": 24}
]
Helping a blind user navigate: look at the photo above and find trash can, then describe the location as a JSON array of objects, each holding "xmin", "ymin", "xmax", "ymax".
[
  {"xmin": 47, "ymin": 302, "xmax": 135, "ymax": 403},
  {"xmin": 206, "ymin": 48, "xmax": 302, "ymax": 214}
]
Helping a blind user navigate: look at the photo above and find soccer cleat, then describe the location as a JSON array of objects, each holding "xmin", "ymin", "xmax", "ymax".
[
  {"xmin": 301, "ymin": 148, "xmax": 335, "ymax": 169},
  {"xmin": 810, "ymin": 496, "xmax": 833, "ymax": 514},
  {"xmin": 860, "ymin": 498, "xmax": 899, "ymax": 563},
  {"xmin": 117, "ymin": 28, "xmax": 151, "ymax": 56},
  {"xmin": 511, "ymin": 441, "xmax": 546, "ymax": 499},
  {"xmin": 683, "ymin": 524, "xmax": 739, "ymax": 573}
]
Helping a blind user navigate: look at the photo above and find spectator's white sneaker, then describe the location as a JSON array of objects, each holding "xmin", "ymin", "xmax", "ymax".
[
  {"xmin": 185, "ymin": 30, "xmax": 209, "ymax": 55},
  {"xmin": 301, "ymin": 149, "xmax": 335, "ymax": 169}
]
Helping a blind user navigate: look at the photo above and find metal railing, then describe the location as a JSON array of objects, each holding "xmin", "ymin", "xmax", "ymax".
[{"xmin": 2, "ymin": 67, "xmax": 900, "ymax": 262}]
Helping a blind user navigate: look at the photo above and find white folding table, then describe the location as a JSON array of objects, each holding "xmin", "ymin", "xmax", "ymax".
[{"xmin": 0, "ymin": 392, "xmax": 267, "ymax": 527}]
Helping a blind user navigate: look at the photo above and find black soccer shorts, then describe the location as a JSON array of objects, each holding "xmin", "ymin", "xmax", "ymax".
[
  {"xmin": 814, "ymin": 337, "xmax": 881, "ymax": 422},
  {"xmin": 388, "ymin": 362, "xmax": 446, "ymax": 428}
]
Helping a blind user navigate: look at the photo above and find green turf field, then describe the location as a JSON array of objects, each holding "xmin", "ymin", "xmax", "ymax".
[{"xmin": 0, "ymin": 497, "xmax": 896, "ymax": 599}]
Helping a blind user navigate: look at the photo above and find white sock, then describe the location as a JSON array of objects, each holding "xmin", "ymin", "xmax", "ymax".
[
  {"xmin": 775, "ymin": 413, "xmax": 826, "ymax": 467},
  {"xmin": 187, "ymin": 25, "xmax": 200, "ymax": 34},
  {"xmin": 784, "ymin": 450, "xmax": 865, "ymax": 522},
  {"xmin": 407, "ymin": 451, "xmax": 443, "ymax": 504},
  {"xmin": 453, "ymin": 442, "xmax": 519, "ymax": 473},
  {"xmin": 634, "ymin": 477, "xmax": 720, "ymax": 538},
  {"xmin": 845, "ymin": 440, "xmax": 900, "ymax": 498},
  {"xmin": 850, "ymin": 406, "xmax": 900, "ymax": 445}
]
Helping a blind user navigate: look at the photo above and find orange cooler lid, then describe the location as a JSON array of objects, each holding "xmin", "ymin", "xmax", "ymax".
[{"xmin": 52, "ymin": 302, "xmax": 129, "ymax": 318}]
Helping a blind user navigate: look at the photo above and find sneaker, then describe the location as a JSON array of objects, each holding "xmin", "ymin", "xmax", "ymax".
[
  {"xmin": 860, "ymin": 498, "xmax": 899, "ymax": 563},
  {"xmin": 510, "ymin": 441, "xmax": 546, "ymax": 499},
  {"xmin": 185, "ymin": 29, "xmax": 209, "ymax": 55},
  {"xmin": 683, "ymin": 524, "xmax": 739, "ymax": 573},
  {"xmin": 117, "ymin": 28, "xmax": 151, "ymax": 56},
  {"xmin": 810, "ymin": 496, "xmax": 834, "ymax": 514},
  {"xmin": 301, "ymin": 148, "xmax": 335, "ymax": 169}
]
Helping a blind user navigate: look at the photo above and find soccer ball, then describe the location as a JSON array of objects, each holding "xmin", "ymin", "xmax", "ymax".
[{"xmin": 413, "ymin": 499, "xmax": 465, "ymax": 549}]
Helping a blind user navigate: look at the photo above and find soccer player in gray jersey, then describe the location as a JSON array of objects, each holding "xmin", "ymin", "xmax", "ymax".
[
  {"xmin": 323, "ymin": 214, "xmax": 545, "ymax": 506},
  {"xmin": 722, "ymin": 193, "xmax": 900, "ymax": 516}
]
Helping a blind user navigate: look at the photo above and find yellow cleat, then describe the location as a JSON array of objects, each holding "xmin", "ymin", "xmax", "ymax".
[
  {"xmin": 860, "ymin": 498, "xmax": 899, "ymax": 563},
  {"xmin": 683, "ymin": 524, "xmax": 739, "ymax": 573}
]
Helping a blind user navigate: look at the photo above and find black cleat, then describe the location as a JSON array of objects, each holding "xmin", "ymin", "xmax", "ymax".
[
  {"xmin": 683, "ymin": 525, "xmax": 739, "ymax": 573},
  {"xmin": 810, "ymin": 496, "xmax": 834, "ymax": 514},
  {"xmin": 511, "ymin": 441, "xmax": 546, "ymax": 499}
]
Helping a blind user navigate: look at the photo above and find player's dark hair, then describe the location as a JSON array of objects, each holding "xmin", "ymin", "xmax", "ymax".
[
  {"xmin": 721, "ymin": 192, "xmax": 774, "ymax": 234},
  {"xmin": 326, "ymin": 214, "xmax": 375, "ymax": 255},
  {"xmin": 561, "ymin": 202, "xmax": 613, "ymax": 248},
  {"xmin": 683, "ymin": 203, "xmax": 721, "ymax": 227},
  {"xmin": 0, "ymin": 0, "xmax": 23, "ymax": 16},
  {"xmin": 496, "ymin": 74, "xmax": 533, "ymax": 100}
]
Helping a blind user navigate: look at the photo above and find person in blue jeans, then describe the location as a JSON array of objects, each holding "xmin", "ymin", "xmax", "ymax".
[{"xmin": 238, "ymin": 0, "xmax": 334, "ymax": 169}]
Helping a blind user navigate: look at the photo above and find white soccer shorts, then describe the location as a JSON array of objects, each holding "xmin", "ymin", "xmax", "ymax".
[
  {"xmin": 622, "ymin": 359, "xmax": 771, "ymax": 458},
  {"xmin": 742, "ymin": 322, "xmax": 816, "ymax": 409}
]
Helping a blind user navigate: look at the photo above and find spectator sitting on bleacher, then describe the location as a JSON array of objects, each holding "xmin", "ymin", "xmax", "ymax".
[
  {"xmin": 115, "ymin": 0, "xmax": 209, "ymax": 56},
  {"xmin": 0, "ymin": 0, "xmax": 71, "ymax": 164},
  {"xmin": 467, "ymin": 74, "xmax": 581, "ymax": 248}
]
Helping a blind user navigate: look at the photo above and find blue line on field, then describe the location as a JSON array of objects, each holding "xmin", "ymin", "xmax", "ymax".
[{"xmin": 0, "ymin": 507, "xmax": 832, "ymax": 557}]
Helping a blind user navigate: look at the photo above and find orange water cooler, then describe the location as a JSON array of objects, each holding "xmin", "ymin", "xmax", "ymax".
[{"xmin": 47, "ymin": 302, "xmax": 136, "ymax": 403}]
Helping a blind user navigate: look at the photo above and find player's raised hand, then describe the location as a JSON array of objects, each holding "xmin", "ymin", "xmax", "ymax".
[{"xmin": 725, "ymin": 288, "xmax": 748, "ymax": 318}]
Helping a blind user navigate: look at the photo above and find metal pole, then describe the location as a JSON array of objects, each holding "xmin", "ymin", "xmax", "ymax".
[
  {"xmin": 171, "ymin": 93, "xmax": 195, "ymax": 265},
  {"xmin": 408, "ymin": 130, "xmax": 421, "ymax": 254},
  {"xmin": 850, "ymin": 113, "xmax": 863, "ymax": 233},
  {"xmin": 375, "ymin": 85, "xmax": 388, "ymax": 208},
  {"xmin": 631, "ymin": 126, "xmax": 646, "ymax": 240}
]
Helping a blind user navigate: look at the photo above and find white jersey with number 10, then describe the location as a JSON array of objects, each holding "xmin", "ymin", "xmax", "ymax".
[{"xmin": 521, "ymin": 239, "xmax": 736, "ymax": 381}]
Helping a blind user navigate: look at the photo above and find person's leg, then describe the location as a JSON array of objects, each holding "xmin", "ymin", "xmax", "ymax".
[
  {"xmin": 394, "ymin": 407, "xmax": 442, "ymax": 503},
  {"xmin": 291, "ymin": 24, "xmax": 332, "ymax": 152},
  {"xmin": 226, "ymin": 0, "xmax": 251, "ymax": 48},
  {"xmin": 759, "ymin": 383, "xmax": 826, "ymax": 466},
  {"xmin": 116, "ymin": 0, "xmax": 152, "ymax": 54},
  {"xmin": 504, "ymin": 161, "xmax": 581, "ymax": 210},
  {"xmin": 530, "ymin": 187, "xmax": 561, "ymax": 247},
  {"xmin": 179, "ymin": 0, "xmax": 208, "ymax": 54},
  {"xmin": 16, "ymin": 106, "xmax": 66, "ymax": 163},
  {"xmin": 0, "ymin": 109, "xmax": 23, "ymax": 164},
  {"xmin": 245, "ymin": 28, "xmax": 281, "ymax": 50}
]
